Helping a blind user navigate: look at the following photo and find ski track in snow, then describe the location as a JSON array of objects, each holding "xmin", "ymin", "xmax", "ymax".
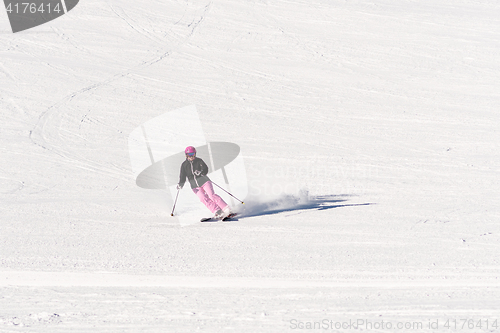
[
  {"xmin": 1, "ymin": 0, "xmax": 500, "ymax": 331},
  {"xmin": 27, "ymin": 1, "xmax": 214, "ymax": 186}
]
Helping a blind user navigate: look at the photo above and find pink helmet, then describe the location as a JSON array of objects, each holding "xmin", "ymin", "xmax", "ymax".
[{"xmin": 184, "ymin": 146, "xmax": 196, "ymax": 154}]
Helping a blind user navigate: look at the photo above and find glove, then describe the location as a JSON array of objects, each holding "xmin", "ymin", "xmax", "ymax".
[
  {"xmin": 194, "ymin": 170, "xmax": 201, "ymax": 176},
  {"xmin": 176, "ymin": 184, "xmax": 183, "ymax": 190}
]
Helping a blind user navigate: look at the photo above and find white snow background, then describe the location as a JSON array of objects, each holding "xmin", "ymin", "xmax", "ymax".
[{"xmin": 1, "ymin": 0, "xmax": 499, "ymax": 332}]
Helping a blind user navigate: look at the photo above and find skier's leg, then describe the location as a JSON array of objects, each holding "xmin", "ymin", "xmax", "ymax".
[
  {"xmin": 201, "ymin": 181, "xmax": 229, "ymax": 211},
  {"xmin": 193, "ymin": 186, "xmax": 221, "ymax": 213}
]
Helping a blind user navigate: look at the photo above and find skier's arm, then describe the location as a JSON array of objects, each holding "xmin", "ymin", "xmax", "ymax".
[
  {"xmin": 200, "ymin": 159, "xmax": 209, "ymax": 175},
  {"xmin": 178, "ymin": 163, "xmax": 186, "ymax": 188}
]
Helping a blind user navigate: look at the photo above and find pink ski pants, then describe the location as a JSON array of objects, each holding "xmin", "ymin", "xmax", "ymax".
[{"xmin": 192, "ymin": 181, "xmax": 228, "ymax": 213}]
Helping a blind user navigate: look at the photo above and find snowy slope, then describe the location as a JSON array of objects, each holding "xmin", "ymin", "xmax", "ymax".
[{"xmin": 1, "ymin": 0, "xmax": 500, "ymax": 331}]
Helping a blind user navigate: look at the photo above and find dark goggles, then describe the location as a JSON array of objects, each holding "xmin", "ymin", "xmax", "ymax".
[{"xmin": 186, "ymin": 152, "xmax": 195, "ymax": 157}]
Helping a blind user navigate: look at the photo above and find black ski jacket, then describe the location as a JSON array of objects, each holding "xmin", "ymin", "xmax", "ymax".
[{"xmin": 178, "ymin": 157, "xmax": 211, "ymax": 189}]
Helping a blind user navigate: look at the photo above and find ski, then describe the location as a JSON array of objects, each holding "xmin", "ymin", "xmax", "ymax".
[
  {"xmin": 222, "ymin": 213, "xmax": 238, "ymax": 221},
  {"xmin": 200, "ymin": 213, "xmax": 238, "ymax": 222}
]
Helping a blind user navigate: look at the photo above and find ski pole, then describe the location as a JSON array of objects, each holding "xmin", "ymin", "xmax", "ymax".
[
  {"xmin": 212, "ymin": 181, "xmax": 245, "ymax": 204},
  {"xmin": 171, "ymin": 187, "xmax": 180, "ymax": 216}
]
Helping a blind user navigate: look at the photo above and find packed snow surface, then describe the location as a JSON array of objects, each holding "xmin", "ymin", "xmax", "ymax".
[{"xmin": 1, "ymin": 0, "xmax": 499, "ymax": 331}]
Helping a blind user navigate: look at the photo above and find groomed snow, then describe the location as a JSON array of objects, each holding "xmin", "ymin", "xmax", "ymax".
[{"xmin": 1, "ymin": 0, "xmax": 499, "ymax": 331}]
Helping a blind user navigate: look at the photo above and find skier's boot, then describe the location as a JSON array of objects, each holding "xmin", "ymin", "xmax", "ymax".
[
  {"xmin": 214, "ymin": 209, "xmax": 225, "ymax": 220},
  {"xmin": 221, "ymin": 206, "xmax": 232, "ymax": 219}
]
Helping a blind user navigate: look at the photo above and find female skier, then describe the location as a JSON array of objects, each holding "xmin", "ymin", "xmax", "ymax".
[{"xmin": 177, "ymin": 146, "xmax": 232, "ymax": 219}]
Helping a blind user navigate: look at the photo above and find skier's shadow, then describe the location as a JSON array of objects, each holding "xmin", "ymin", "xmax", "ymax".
[{"xmin": 234, "ymin": 194, "xmax": 374, "ymax": 219}]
